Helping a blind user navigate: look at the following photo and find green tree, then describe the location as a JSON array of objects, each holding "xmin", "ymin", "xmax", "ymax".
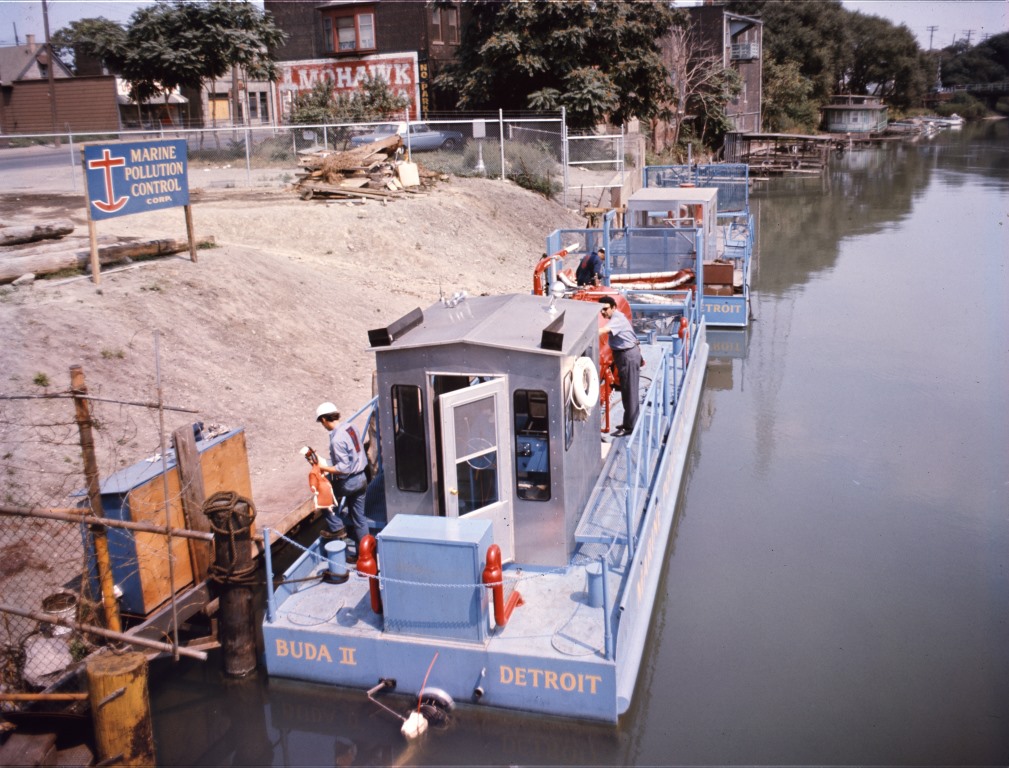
[
  {"xmin": 287, "ymin": 73, "xmax": 410, "ymax": 146},
  {"xmin": 437, "ymin": 1, "xmax": 678, "ymax": 130},
  {"xmin": 760, "ymin": 57, "xmax": 818, "ymax": 131},
  {"xmin": 842, "ymin": 12, "xmax": 926, "ymax": 109},
  {"xmin": 939, "ymin": 32, "xmax": 1009, "ymax": 86},
  {"xmin": 730, "ymin": 1, "xmax": 937, "ymax": 121},
  {"xmin": 51, "ymin": 17, "xmax": 126, "ymax": 74},
  {"xmin": 94, "ymin": 1, "xmax": 285, "ymax": 110},
  {"xmin": 730, "ymin": 0, "xmax": 851, "ymax": 104}
]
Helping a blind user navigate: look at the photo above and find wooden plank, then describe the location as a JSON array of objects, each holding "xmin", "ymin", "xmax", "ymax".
[
  {"xmin": 0, "ymin": 219, "xmax": 74, "ymax": 246},
  {"xmin": 126, "ymin": 467, "xmax": 195, "ymax": 614},
  {"xmin": 0, "ymin": 732, "xmax": 57, "ymax": 766},
  {"xmin": 0, "ymin": 236, "xmax": 216, "ymax": 284},
  {"xmin": 199, "ymin": 432, "xmax": 255, "ymax": 540},
  {"xmin": 173, "ymin": 425, "xmax": 212, "ymax": 582},
  {"xmin": 0, "ymin": 234, "xmax": 115, "ymax": 256},
  {"xmin": 301, "ymin": 182, "xmax": 395, "ymax": 199}
]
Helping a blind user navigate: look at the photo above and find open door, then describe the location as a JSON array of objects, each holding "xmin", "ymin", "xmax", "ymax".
[{"xmin": 438, "ymin": 378, "xmax": 515, "ymax": 562}]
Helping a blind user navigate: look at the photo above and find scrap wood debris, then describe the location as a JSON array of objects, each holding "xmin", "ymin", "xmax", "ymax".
[{"xmin": 293, "ymin": 134, "xmax": 446, "ymax": 202}]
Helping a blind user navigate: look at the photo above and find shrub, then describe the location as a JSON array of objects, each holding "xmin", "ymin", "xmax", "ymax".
[{"xmin": 423, "ymin": 139, "xmax": 561, "ymax": 198}]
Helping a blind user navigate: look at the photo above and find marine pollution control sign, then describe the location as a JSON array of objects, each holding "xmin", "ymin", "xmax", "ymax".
[{"xmin": 83, "ymin": 139, "xmax": 189, "ymax": 220}]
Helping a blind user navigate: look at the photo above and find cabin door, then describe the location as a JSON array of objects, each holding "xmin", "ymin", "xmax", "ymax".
[{"xmin": 438, "ymin": 378, "xmax": 515, "ymax": 562}]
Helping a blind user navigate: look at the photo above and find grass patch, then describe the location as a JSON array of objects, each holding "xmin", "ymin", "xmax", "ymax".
[{"xmin": 33, "ymin": 372, "xmax": 50, "ymax": 387}]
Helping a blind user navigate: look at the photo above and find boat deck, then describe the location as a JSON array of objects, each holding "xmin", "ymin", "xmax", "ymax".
[{"xmin": 263, "ymin": 334, "xmax": 704, "ymax": 722}]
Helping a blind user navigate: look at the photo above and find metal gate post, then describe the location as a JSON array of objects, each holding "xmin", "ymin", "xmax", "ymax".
[{"xmin": 561, "ymin": 107, "xmax": 569, "ymax": 208}]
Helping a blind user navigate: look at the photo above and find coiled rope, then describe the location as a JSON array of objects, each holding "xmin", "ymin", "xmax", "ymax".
[{"xmin": 204, "ymin": 491, "xmax": 258, "ymax": 587}]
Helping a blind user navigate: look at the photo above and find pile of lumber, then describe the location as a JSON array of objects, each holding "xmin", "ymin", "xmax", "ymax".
[
  {"xmin": 294, "ymin": 134, "xmax": 444, "ymax": 201},
  {"xmin": 0, "ymin": 218, "xmax": 213, "ymax": 284}
]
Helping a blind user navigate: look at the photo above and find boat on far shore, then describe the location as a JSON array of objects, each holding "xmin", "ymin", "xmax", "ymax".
[{"xmin": 919, "ymin": 113, "xmax": 965, "ymax": 129}]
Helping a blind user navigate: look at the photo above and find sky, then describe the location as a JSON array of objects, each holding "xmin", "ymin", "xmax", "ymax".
[{"xmin": 1, "ymin": 0, "xmax": 1007, "ymax": 50}]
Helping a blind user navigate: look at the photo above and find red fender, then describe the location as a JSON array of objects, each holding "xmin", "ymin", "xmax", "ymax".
[
  {"xmin": 357, "ymin": 535, "xmax": 382, "ymax": 614},
  {"xmin": 482, "ymin": 544, "xmax": 523, "ymax": 627}
]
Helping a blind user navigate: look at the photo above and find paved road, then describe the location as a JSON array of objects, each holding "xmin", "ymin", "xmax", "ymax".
[{"xmin": 0, "ymin": 143, "xmax": 288, "ymax": 194}]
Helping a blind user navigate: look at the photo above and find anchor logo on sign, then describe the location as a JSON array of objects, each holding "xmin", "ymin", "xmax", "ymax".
[{"xmin": 88, "ymin": 148, "xmax": 129, "ymax": 213}]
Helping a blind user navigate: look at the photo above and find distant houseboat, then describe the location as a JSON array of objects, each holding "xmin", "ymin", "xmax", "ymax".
[{"xmin": 821, "ymin": 94, "xmax": 888, "ymax": 134}]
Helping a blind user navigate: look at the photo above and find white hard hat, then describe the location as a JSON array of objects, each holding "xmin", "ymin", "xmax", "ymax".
[{"xmin": 315, "ymin": 402, "xmax": 339, "ymax": 421}]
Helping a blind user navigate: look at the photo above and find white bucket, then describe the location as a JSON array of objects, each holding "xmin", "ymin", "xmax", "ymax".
[{"xmin": 41, "ymin": 592, "xmax": 78, "ymax": 636}]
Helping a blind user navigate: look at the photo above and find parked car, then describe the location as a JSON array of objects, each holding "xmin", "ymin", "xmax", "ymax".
[{"xmin": 349, "ymin": 122, "xmax": 464, "ymax": 152}]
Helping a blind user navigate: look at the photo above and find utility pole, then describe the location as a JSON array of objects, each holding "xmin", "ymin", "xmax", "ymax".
[
  {"xmin": 41, "ymin": 0, "xmax": 61, "ymax": 147},
  {"xmin": 962, "ymin": 29, "xmax": 974, "ymax": 46},
  {"xmin": 926, "ymin": 25, "xmax": 938, "ymax": 51}
]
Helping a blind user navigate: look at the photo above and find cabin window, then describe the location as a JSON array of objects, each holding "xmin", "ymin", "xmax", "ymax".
[
  {"xmin": 392, "ymin": 384, "xmax": 428, "ymax": 492},
  {"xmin": 322, "ymin": 7, "xmax": 376, "ymax": 53},
  {"xmin": 514, "ymin": 389, "xmax": 550, "ymax": 501}
]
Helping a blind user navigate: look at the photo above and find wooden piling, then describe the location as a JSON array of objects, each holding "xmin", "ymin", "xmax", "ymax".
[
  {"xmin": 205, "ymin": 492, "xmax": 258, "ymax": 677},
  {"xmin": 71, "ymin": 365, "xmax": 121, "ymax": 634},
  {"xmin": 86, "ymin": 651, "xmax": 155, "ymax": 766}
]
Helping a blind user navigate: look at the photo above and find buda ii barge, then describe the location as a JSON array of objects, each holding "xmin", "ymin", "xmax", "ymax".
[{"xmin": 261, "ymin": 186, "xmax": 721, "ymax": 723}]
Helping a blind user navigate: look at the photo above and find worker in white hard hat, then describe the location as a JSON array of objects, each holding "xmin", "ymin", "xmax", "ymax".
[{"xmin": 315, "ymin": 402, "xmax": 369, "ymax": 560}]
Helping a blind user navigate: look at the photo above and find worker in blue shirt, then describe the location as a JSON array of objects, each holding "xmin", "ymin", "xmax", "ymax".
[
  {"xmin": 315, "ymin": 402, "xmax": 369, "ymax": 560},
  {"xmin": 576, "ymin": 247, "xmax": 605, "ymax": 286},
  {"xmin": 598, "ymin": 296, "xmax": 641, "ymax": 436}
]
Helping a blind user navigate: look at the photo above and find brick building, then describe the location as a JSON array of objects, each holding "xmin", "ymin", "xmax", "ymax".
[
  {"xmin": 686, "ymin": 5, "xmax": 763, "ymax": 133},
  {"xmin": 263, "ymin": 0, "xmax": 467, "ymax": 118}
]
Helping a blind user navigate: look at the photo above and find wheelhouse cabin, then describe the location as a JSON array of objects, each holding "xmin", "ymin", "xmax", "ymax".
[{"xmin": 369, "ymin": 293, "xmax": 604, "ymax": 567}]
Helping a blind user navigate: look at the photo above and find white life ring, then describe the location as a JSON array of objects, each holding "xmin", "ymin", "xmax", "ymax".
[{"xmin": 571, "ymin": 356, "xmax": 600, "ymax": 410}]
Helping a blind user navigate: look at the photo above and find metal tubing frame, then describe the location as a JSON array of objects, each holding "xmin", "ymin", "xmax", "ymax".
[{"xmin": 263, "ymin": 526, "xmax": 276, "ymax": 623}]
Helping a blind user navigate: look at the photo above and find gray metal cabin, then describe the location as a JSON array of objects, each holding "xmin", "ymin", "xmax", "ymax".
[{"xmin": 369, "ymin": 293, "xmax": 604, "ymax": 567}]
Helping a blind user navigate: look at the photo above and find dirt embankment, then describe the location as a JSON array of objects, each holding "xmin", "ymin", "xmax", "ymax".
[{"xmin": 0, "ymin": 177, "xmax": 585, "ymax": 517}]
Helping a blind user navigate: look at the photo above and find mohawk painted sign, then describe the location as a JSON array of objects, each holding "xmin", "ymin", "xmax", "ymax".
[
  {"xmin": 83, "ymin": 139, "xmax": 189, "ymax": 221},
  {"xmin": 276, "ymin": 52, "xmax": 422, "ymax": 120}
]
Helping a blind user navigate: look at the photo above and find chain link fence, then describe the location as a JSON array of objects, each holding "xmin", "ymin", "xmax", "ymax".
[
  {"xmin": 1, "ymin": 112, "xmax": 639, "ymax": 205},
  {"xmin": 1, "ymin": 113, "xmax": 563, "ymax": 193},
  {"xmin": 1, "ymin": 385, "xmax": 98, "ymax": 704},
  {"xmin": 0, "ymin": 366, "xmax": 214, "ymax": 708}
]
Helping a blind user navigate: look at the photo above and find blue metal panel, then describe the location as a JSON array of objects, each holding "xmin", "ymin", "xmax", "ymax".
[
  {"xmin": 702, "ymin": 294, "xmax": 748, "ymax": 327},
  {"xmin": 378, "ymin": 515, "xmax": 492, "ymax": 643}
]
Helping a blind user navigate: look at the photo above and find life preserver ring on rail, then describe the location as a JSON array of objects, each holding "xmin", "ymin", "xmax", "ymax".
[{"xmin": 571, "ymin": 356, "xmax": 600, "ymax": 410}]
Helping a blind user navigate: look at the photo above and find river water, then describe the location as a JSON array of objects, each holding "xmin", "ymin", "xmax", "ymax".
[{"xmin": 150, "ymin": 121, "xmax": 1009, "ymax": 766}]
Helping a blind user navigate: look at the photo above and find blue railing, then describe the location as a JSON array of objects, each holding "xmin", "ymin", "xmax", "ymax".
[{"xmin": 643, "ymin": 163, "xmax": 750, "ymax": 213}]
